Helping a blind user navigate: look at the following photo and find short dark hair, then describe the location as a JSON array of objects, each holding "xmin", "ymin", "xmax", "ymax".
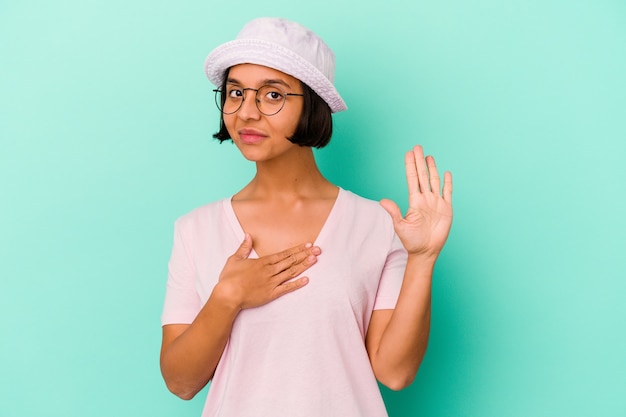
[{"xmin": 212, "ymin": 69, "xmax": 333, "ymax": 148}]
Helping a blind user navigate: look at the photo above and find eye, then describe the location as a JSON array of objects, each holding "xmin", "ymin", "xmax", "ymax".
[
  {"xmin": 268, "ymin": 90, "xmax": 283, "ymax": 100},
  {"xmin": 226, "ymin": 87, "xmax": 243, "ymax": 98},
  {"xmin": 261, "ymin": 86, "xmax": 285, "ymax": 102}
]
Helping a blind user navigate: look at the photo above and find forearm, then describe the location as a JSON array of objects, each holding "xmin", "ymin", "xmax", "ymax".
[
  {"xmin": 160, "ymin": 239, "xmax": 320, "ymax": 399},
  {"xmin": 160, "ymin": 285, "xmax": 240, "ymax": 400},
  {"xmin": 370, "ymin": 255, "xmax": 435, "ymax": 390}
]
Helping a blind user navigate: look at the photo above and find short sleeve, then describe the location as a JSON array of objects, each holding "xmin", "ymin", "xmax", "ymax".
[
  {"xmin": 161, "ymin": 219, "xmax": 202, "ymax": 325},
  {"xmin": 373, "ymin": 231, "xmax": 407, "ymax": 310}
]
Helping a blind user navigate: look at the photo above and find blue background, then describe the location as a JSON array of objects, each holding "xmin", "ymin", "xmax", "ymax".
[{"xmin": 1, "ymin": 1, "xmax": 625, "ymax": 416}]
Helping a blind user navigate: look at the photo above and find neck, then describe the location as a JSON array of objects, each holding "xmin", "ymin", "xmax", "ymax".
[{"xmin": 237, "ymin": 147, "xmax": 335, "ymax": 200}]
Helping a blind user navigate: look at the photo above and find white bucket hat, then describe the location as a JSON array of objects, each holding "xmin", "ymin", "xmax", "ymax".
[{"xmin": 204, "ymin": 17, "xmax": 347, "ymax": 113}]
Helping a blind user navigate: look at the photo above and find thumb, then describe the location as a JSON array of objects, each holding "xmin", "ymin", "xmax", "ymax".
[
  {"xmin": 234, "ymin": 233, "xmax": 253, "ymax": 260},
  {"xmin": 380, "ymin": 199, "xmax": 403, "ymax": 225}
]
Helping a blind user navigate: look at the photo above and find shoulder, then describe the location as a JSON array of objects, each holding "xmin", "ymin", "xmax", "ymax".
[
  {"xmin": 173, "ymin": 198, "xmax": 229, "ymax": 231},
  {"xmin": 341, "ymin": 189, "xmax": 390, "ymax": 219},
  {"xmin": 339, "ymin": 188, "xmax": 394, "ymax": 232}
]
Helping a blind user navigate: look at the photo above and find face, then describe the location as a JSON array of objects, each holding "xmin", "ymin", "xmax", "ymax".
[{"xmin": 223, "ymin": 64, "xmax": 304, "ymax": 162}]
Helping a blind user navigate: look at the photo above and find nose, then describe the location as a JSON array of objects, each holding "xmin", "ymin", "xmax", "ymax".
[{"xmin": 237, "ymin": 90, "xmax": 261, "ymax": 120}]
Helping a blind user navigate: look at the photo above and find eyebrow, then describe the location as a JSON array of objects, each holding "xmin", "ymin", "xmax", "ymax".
[{"xmin": 226, "ymin": 78, "xmax": 293, "ymax": 89}]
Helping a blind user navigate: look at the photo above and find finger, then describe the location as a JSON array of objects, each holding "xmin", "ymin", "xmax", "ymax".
[
  {"xmin": 380, "ymin": 199, "xmax": 403, "ymax": 225},
  {"xmin": 443, "ymin": 171, "xmax": 453, "ymax": 202},
  {"xmin": 271, "ymin": 252, "xmax": 318, "ymax": 280},
  {"xmin": 265, "ymin": 242, "xmax": 318, "ymax": 265},
  {"xmin": 412, "ymin": 145, "xmax": 431, "ymax": 194},
  {"xmin": 405, "ymin": 150, "xmax": 420, "ymax": 205},
  {"xmin": 233, "ymin": 233, "xmax": 253, "ymax": 260},
  {"xmin": 272, "ymin": 276, "xmax": 309, "ymax": 299},
  {"xmin": 426, "ymin": 155, "xmax": 441, "ymax": 194}
]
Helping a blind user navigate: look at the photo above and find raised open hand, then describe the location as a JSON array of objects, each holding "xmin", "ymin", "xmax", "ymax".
[
  {"xmin": 380, "ymin": 145, "xmax": 453, "ymax": 259},
  {"xmin": 216, "ymin": 234, "xmax": 321, "ymax": 310}
]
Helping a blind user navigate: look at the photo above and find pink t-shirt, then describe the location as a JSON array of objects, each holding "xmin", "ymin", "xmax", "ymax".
[{"xmin": 162, "ymin": 188, "xmax": 407, "ymax": 417}]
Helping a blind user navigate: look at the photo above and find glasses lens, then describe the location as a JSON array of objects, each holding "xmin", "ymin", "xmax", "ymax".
[
  {"xmin": 257, "ymin": 85, "xmax": 286, "ymax": 116},
  {"xmin": 215, "ymin": 88, "xmax": 243, "ymax": 114},
  {"xmin": 214, "ymin": 89, "xmax": 223, "ymax": 113},
  {"xmin": 214, "ymin": 86, "xmax": 288, "ymax": 115}
]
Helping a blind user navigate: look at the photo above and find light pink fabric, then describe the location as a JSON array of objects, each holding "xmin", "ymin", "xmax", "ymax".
[{"xmin": 162, "ymin": 188, "xmax": 407, "ymax": 417}]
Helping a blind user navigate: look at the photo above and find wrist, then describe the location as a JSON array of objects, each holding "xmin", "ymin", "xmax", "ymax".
[
  {"xmin": 209, "ymin": 282, "xmax": 244, "ymax": 314},
  {"xmin": 406, "ymin": 251, "xmax": 438, "ymax": 265},
  {"xmin": 405, "ymin": 253, "xmax": 437, "ymax": 276}
]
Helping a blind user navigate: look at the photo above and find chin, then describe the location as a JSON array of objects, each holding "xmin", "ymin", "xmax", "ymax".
[
  {"xmin": 235, "ymin": 144, "xmax": 271, "ymax": 162},
  {"xmin": 235, "ymin": 139, "xmax": 299, "ymax": 163}
]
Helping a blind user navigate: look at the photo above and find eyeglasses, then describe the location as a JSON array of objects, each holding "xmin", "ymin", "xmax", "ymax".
[{"xmin": 213, "ymin": 84, "xmax": 304, "ymax": 116}]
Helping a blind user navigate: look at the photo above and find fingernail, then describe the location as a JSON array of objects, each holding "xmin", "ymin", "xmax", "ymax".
[{"xmin": 305, "ymin": 243, "xmax": 312, "ymax": 248}]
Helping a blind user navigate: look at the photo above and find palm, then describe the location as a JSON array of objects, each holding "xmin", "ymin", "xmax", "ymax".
[{"xmin": 381, "ymin": 145, "xmax": 453, "ymax": 257}]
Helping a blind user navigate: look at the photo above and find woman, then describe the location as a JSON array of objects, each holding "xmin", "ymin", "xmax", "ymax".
[{"xmin": 160, "ymin": 17, "xmax": 453, "ymax": 417}]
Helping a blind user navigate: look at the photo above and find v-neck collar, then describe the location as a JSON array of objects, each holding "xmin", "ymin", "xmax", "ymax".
[{"xmin": 222, "ymin": 187, "xmax": 344, "ymax": 259}]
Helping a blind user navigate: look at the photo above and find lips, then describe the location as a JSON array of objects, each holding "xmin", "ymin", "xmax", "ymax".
[{"xmin": 238, "ymin": 128, "xmax": 268, "ymax": 145}]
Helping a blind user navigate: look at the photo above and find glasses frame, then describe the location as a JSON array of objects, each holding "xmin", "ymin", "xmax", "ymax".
[{"xmin": 213, "ymin": 85, "xmax": 304, "ymax": 116}]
